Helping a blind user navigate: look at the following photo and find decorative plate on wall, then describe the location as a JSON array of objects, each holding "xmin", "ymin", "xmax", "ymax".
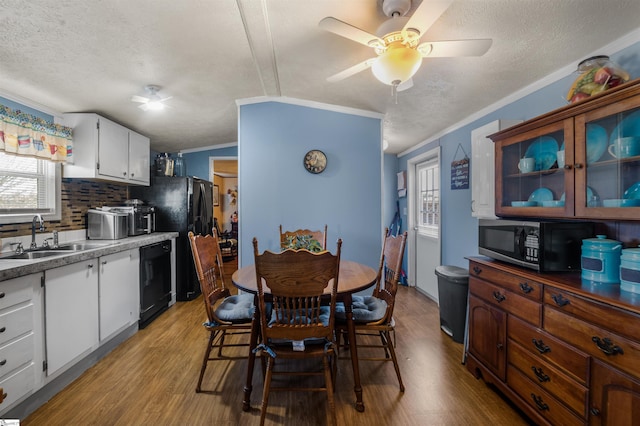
[{"xmin": 303, "ymin": 150, "xmax": 327, "ymax": 174}]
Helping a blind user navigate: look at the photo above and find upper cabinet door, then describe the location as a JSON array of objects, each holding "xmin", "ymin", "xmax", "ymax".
[
  {"xmin": 128, "ymin": 130, "xmax": 150, "ymax": 185},
  {"xmin": 97, "ymin": 118, "xmax": 129, "ymax": 180},
  {"xmin": 495, "ymin": 119, "xmax": 573, "ymax": 218},
  {"xmin": 491, "ymin": 79, "xmax": 640, "ymax": 221},
  {"xmin": 575, "ymin": 102, "xmax": 640, "ymax": 219}
]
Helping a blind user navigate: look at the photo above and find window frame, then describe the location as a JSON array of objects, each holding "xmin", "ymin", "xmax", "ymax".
[
  {"xmin": 0, "ymin": 153, "xmax": 61, "ymax": 224},
  {"xmin": 416, "ymin": 158, "xmax": 440, "ymax": 238}
]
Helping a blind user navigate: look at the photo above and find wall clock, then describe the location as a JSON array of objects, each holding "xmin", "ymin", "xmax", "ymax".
[{"xmin": 303, "ymin": 149, "xmax": 327, "ymax": 174}]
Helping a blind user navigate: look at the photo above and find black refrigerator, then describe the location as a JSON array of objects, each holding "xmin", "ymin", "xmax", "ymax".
[{"xmin": 130, "ymin": 175, "xmax": 213, "ymax": 301}]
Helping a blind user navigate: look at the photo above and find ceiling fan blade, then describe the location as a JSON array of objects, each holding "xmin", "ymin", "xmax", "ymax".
[
  {"xmin": 403, "ymin": 0, "xmax": 453, "ymax": 38},
  {"xmin": 327, "ymin": 58, "xmax": 376, "ymax": 82},
  {"xmin": 319, "ymin": 17, "xmax": 384, "ymax": 48},
  {"xmin": 131, "ymin": 95, "xmax": 149, "ymax": 103},
  {"xmin": 138, "ymin": 103, "xmax": 150, "ymax": 111},
  {"xmin": 418, "ymin": 39, "xmax": 493, "ymax": 57},
  {"xmin": 158, "ymin": 96, "xmax": 173, "ymax": 102}
]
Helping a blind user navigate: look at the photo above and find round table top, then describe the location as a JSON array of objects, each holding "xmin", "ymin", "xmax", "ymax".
[{"xmin": 232, "ymin": 260, "xmax": 378, "ymax": 295}]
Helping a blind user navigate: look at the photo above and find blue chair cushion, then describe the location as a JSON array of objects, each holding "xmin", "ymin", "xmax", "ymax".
[
  {"xmin": 335, "ymin": 295, "xmax": 387, "ymax": 322},
  {"xmin": 211, "ymin": 293, "xmax": 254, "ymax": 324},
  {"xmin": 268, "ymin": 305, "xmax": 330, "ymax": 327}
]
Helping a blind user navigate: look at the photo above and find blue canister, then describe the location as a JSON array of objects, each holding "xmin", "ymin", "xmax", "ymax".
[
  {"xmin": 581, "ymin": 235, "xmax": 622, "ymax": 284},
  {"xmin": 620, "ymin": 247, "xmax": 640, "ymax": 294}
]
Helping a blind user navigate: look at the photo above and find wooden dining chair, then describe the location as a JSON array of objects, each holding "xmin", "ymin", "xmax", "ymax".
[
  {"xmin": 252, "ymin": 237, "xmax": 342, "ymax": 426},
  {"xmin": 279, "ymin": 224, "xmax": 327, "ymax": 252},
  {"xmin": 188, "ymin": 230, "xmax": 254, "ymax": 393},
  {"xmin": 336, "ymin": 228, "xmax": 408, "ymax": 391}
]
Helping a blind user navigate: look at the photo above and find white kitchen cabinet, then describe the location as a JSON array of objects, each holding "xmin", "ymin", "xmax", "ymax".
[
  {"xmin": 44, "ymin": 259, "xmax": 99, "ymax": 377},
  {"xmin": 0, "ymin": 273, "xmax": 43, "ymax": 415},
  {"xmin": 99, "ymin": 249, "xmax": 140, "ymax": 342},
  {"xmin": 128, "ymin": 130, "xmax": 150, "ymax": 185},
  {"xmin": 471, "ymin": 119, "xmax": 521, "ymax": 219},
  {"xmin": 62, "ymin": 113, "xmax": 150, "ymax": 185}
]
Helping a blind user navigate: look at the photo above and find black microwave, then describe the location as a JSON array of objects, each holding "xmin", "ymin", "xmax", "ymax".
[{"xmin": 478, "ymin": 219, "xmax": 595, "ymax": 272}]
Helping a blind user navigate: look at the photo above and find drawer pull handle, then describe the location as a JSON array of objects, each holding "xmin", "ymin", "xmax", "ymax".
[
  {"xmin": 590, "ymin": 407, "xmax": 601, "ymax": 416},
  {"xmin": 532, "ymin": 338, "xmax": 551, "ymax": 354},
  {"xmin": 492, "ymin": 291, "xmax": 506, "ymax": 303},
  {"xmin": 551, "ymin": 293, "xmax": 570, "ymax": 307},
  {"xmin": 0, "ymin": 292, "xmax": 4, "ymax": 298},
  {"xmin": 531, "ymin": 393, "xmax": 549, "ymax": 411},
  {"xmin": 519, "ymin": 282, "xmax": 533, "ymax": 294},
  {"xmin": 592, "ymin": 336, "xmax": 624, "ymax": 356},
  {"xmin": 0, "ymin": 327, "xmax": 5, "ymax": 333},
  {"xmin": 0, "ymin": 360, "xmax": 5, "ymax": 366},
  {"xmin": 473, "ymin": 266, "xmax": 481, "ymax": 275},
  {"xmin": 531, "ymin": 366, "xmax": 550, "ymax": 382}
]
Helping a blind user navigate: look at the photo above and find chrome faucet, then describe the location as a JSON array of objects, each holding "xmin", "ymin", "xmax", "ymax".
[
  {"xmin": 43, "ymin": 230, "xmax": 59, "ymax": 249},
  {"xmin": 31, "ymin": 214, "xmax": 44, "ymax": 249}
]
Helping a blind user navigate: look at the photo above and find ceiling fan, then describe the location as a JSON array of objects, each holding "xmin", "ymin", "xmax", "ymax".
[
  {"xmin": 131, "ymin": 85, "xmax": 172, "ymax": 111},
  {"xmin": 319, "ymin": 0, "xmax": 492, "ymax": 92}
]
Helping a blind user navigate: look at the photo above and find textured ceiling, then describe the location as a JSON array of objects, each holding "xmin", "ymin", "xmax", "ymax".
[{"xmin": 0, "ymin": 0, "xmax": 639, "ymax": 154}]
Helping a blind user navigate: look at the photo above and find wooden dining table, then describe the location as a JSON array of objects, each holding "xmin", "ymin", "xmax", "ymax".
[{"xmin": 232, "ymin": 259, "xmax": 378, "ymax": 413}]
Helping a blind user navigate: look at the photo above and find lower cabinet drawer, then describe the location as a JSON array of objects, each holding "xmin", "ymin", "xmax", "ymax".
[
  {"xmin": 508, "ymin": 315, "xmax": 589, "ymax": 384},
  {"xmin": 0, "ymin": 333, "xmax": 34, "ymax": 377},
  {"xmin": 545, "ymin": 306, "xmax": 640, "ymax": 379},
  {"xmin": 0, "ymin": 304, "xmax": 34, "ymax": 346},
  {"xmin": 469, "ymin": 278, "xmax": 541, "ymax": 326},
  {"xmin": 0, "ymin": 362, "xmax": 34, "ymax": 414},
  {"xmin": 508, "ymin": 340, "xmax": 587, "ymax": 418},
  {"xmin": 507, "ymin": 365, "xmax": 584, "ymax": 426}
]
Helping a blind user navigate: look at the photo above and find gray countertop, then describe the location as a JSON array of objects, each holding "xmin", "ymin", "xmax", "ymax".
[{"xmin": 0, "ymin": 232, "xmax": 179, "ymax": 282}]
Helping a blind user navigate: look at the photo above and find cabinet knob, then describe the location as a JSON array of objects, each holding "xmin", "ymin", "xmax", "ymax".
[
  {"xmin": 592, "ymin": 336, "xmax": 624, "ymax": 356},
  {"xmin": 88, "ymin": 264, "xmax": 94, "ymax": 268},
  {"xmin": 0, "ymin": 327, "xmax": 5, "ymax": 333},
  {"xmin": 590, "ymin": 407, "xmax": 601, "ymax": 416},
  {"xmin": 532, "ymin": 338, "xmax": 551, "ymax": 354},
  {"xmin": 492, "ymin": 291, "xmax": 506, "ymax": 303},
  {"xmin": 519, "ymin": 282, "xmax": 533, "ymax": 294},
  {"xmin": 0, "ymin": 359, "xmax": 6, "ymax": 366},
  {"xmin": 530, "ymin": 393, "xmax": 549, "ymax": 411},
  {"xmin": 0, "ymin": 292, "xmax": 4, "ymax": 298},
  {"xmin": 574, "ymin": 163, "xmax": 584, "ymax": 169},
  {"xmin": 131, "ymin": 173, "xmax": 135, "ymax": 178},
  {"xmin": 472, "ymin": 266, "xmax": 482, "ymax": 275},
  {"xmin": 563, "ymin": 164, "xmax": 572, "ymax": 170},
  {"xmin": 531, "ymin": 366, "xmax": 550, "ymax": 382},
  {"xmin": 102, "ymin": 260, "xmax": 108, "ymax": 265},
  {"xmin": 551, "ymin": 293, "xmax": 570, "ymax": 307}
]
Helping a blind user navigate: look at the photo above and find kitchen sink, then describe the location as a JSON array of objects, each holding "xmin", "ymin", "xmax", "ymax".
[
  {"xmin": 54, "ymin": 242, "xmax": 112, "ymax": 251},
  {"xmin": 1, "ymin": 250, "xmax": 65, "ymax": 260}
]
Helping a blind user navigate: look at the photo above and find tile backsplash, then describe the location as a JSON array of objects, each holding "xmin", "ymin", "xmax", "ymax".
[{"xmin": 0, "ymin": 178, "xmax": 129, "ymax": 238}]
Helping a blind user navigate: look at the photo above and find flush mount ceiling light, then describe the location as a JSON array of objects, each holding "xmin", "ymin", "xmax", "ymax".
[
  {"xmin": 131, "ymin": 85, "xmax": 172, "ymax": 111},
  {"xmin": 319, "ymin": 0, "xmax": 492, "ymax": 96}
]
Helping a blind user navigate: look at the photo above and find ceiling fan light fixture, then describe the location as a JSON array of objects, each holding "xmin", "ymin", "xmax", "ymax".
[{"xmin": 371, "ymin": 44, "xmax": 422, "ymax": 86}]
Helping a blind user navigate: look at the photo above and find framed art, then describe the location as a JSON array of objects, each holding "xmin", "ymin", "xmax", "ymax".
[{"xmin": 213, "ymin": 184, "xmax": 220, "ymax": 206}]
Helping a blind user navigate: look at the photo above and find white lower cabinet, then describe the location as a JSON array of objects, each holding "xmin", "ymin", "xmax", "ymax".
[
  {"xmin": 99, "ymin": 249, "xmax": 140, "ymax": 341},
  {"xmin": 0, "ymin": 273, "xmax": 42, "ymax": 415},
  {"xmin": 45, "ymin": 259, "xmax": 99, "ymax": 377}
]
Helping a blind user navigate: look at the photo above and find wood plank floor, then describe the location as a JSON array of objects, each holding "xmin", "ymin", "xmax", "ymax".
[{"xmin": 23, "ymin": 261, "xmax": 532, "ymax": 425}]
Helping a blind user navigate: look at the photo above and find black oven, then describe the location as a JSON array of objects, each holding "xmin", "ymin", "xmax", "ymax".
[{"xmin": 478, "ymin": 219, "xmax": 595, "ymax": 271}]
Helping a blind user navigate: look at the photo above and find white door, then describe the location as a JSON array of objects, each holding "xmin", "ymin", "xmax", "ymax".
[{"xmin": 407, "ymin": 147, "xmax": 441, "ymax": 302}]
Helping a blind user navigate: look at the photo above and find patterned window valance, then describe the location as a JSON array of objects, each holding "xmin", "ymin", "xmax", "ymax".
[{"xmin": 0, "ymin": 104, "xmax": 73, "ymax": 163}]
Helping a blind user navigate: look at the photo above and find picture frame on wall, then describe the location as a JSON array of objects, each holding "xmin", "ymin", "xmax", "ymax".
[{"xmin": 213, "ymin": 184, "xmax": 220, "ymax": 206}]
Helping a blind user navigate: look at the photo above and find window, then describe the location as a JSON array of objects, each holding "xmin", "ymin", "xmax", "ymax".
[
  {"xmin": 417, "ymin": 159, "xmax": 439, "ymax": 237},
  {"xmin": 0, "ymin": 152, "xmax": 60, "ymax": 224}
]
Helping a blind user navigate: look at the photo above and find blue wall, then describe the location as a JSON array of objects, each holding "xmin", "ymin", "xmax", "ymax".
[
  {"xmin": 398, "ymin": 39, "xmax": 640, "ymax": 270},
  {"xmin": 238, "ymin": 101, "xmax": 383, "ymax": 268}
]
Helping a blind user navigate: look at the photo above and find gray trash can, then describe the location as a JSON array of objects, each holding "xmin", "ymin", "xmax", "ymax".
[{"xmin": 435, "ymin": 265, "xmax": 469, "ymax": 343}]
